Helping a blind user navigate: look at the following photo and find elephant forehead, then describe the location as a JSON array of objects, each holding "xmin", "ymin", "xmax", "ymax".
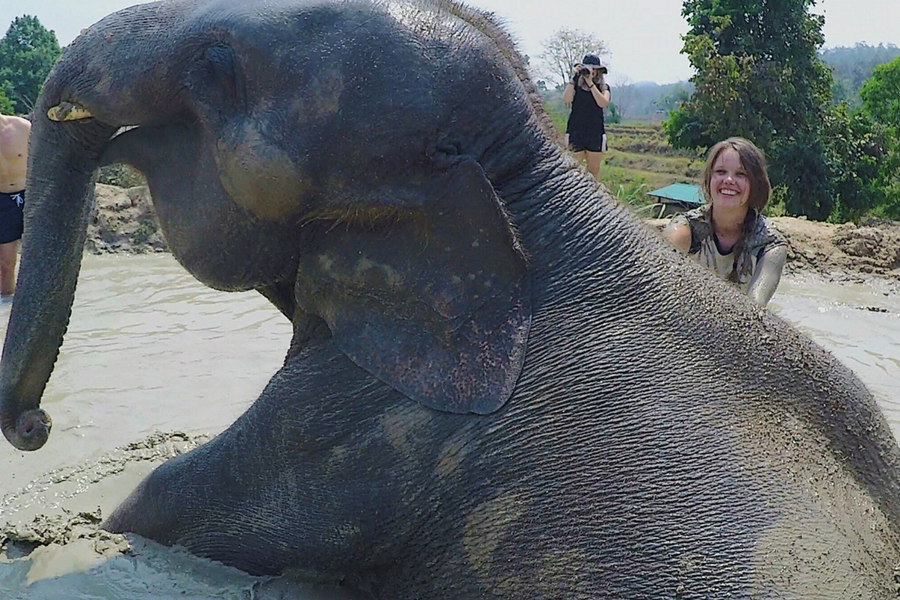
[{"xmin": 289, "ymin": 72, "xmax": 344, "ymax": 124}]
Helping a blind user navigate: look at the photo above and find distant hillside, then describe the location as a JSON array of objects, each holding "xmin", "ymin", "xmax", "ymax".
[
  {"xmin": 612, "ymin": 42, "xmax": 900, "ymax": 119},
  {"xmin": 820, "ymin": 43, "xmax": 900, "ymax": 106},
  {"xmin": 613, "ymin": 81, "xmax": 693, "ymax": 123}
]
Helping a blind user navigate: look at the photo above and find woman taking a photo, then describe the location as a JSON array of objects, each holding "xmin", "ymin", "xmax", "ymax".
[
  {"xmin": 663, "ymin": 137, "xmax": 787, "ymax": 307},
  {"xmin": 563, "ymin": 54, "xmax": 611, "ymax": 179}
]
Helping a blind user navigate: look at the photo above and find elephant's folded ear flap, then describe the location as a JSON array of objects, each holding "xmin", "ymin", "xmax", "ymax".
[{"xmin": 295, "ymin": 159, "xmax": 531, "ymax": 414}]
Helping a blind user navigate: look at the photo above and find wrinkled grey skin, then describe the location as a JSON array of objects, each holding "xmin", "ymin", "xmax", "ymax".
[{"xmin": 2, "ymin": 0, "xmax": 900, "ymax": 597}]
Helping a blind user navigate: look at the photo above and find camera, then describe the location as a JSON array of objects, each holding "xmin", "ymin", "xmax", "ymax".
[{"xmin": 578, "ymin": 66, "xmax": 592, "ymax": 77}]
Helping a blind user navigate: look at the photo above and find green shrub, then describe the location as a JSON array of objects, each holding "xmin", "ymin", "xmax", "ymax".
[{"xmin": 97, "ymin": 164, "xmax": 146, "ymax": 188}]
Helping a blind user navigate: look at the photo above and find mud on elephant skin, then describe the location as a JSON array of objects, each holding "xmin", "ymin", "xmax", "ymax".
[{"xmin": 3, "ymin": 0, "xmax": 900, "ymax": 597}]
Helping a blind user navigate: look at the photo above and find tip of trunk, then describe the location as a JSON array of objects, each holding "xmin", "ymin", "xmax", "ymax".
[{"xmin": 1, "ymin": 408, "xmax": 52, "ymax": 451}]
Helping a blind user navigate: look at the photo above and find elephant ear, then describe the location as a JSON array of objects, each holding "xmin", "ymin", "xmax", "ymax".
[{"xmin": 295, "ymin": 158, "xmax": 530, "ymax": 414}]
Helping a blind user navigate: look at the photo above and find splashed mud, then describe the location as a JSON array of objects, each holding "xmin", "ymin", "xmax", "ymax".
[
  {"xmin": 0, "ymin": 431, "xmax": 356, "ymax": 600},
  {"xmin": 0, "ymin": 431, "xmax": 208, "ymax": 525}
]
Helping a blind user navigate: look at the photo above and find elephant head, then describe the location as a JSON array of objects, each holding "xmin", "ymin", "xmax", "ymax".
[{"xmin": 0, "ymin": 0, "xmax": 548, "ymax": 451}]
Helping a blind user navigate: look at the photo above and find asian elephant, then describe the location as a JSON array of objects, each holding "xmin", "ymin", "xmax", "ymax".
[{"xmin": 2, "ymin": 0, "xmax": 900, "ymax": 597}]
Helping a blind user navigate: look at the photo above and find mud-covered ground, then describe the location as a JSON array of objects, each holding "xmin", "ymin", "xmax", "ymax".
[
  {"xmin": 645, "ymin": 215, "xmax": 900, "ymax": 285},
  {"xmin": 0, "ymin": 431, "xmax": 356, "ymax": 599},
  {"xmin": 86, "ymin": 184, "xmax": 168, "ymax": 254}
]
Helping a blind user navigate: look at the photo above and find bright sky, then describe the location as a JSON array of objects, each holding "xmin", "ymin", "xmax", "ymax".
[{"xmin": 1, "ymin": 0, "xmax": 899, "ymax": 85}]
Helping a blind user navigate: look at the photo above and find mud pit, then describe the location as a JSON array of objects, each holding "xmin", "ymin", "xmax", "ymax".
[{"xmin": 0, "ymin": 432, "xmax": 358, "ymax": 599}]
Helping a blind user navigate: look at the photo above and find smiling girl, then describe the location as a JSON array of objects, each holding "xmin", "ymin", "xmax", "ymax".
[{"xmin": 663, "ymin": 137, "xmax": 787, "ymax": 307}]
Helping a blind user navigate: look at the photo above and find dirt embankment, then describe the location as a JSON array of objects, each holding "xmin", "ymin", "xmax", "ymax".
[
  {"xmin": 645, "ymin": 215, "xmax": 900, "ymax": 284},
  {"xmin": 88, "ymin": 184, "xmax": 900, "ymax": 283},
  {"xmin": 769, "ymin": 216, "xmax": 900, "ymax": 280},
  {"xmin": 86, "ymin": 184, "xmax": 167, "ymax": 254}
]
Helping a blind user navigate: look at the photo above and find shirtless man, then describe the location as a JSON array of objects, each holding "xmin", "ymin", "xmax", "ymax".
[{"xmin": 0, "ymin": 114, "xmax": 31, "ymax": 298}]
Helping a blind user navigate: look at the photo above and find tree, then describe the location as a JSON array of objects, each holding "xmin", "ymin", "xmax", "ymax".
[
  {"xmin": 605, "ymin": 102, "xmax": 621, "ymax": 125},
  {"xmin": 0, "ymin": 16, "xmax": 61, "ymax": 114},
  {"xmin": 665, "ymin": 0, "xmax": 852, "ymax": 219},
  {"xmin": 672, "ymin": 0, "xmax": 831, "ymax": 147},
  {"xmin": 860, "ymin": 55, "xmax": 900, "ymax": 135},
  {"xmin": 858, "ymin": 55, "xmax": 900, "ymax": 218},
  {"xmin": 818, "ymin": 106, "xmax": 889, "ymax": 221},
  {"xmin": 0, "ymin": 83, "xmax": 14, "ymax": 115},
  {"xmin": 537, "ymin": 28, "xmax": 609, "ymax": 88},
  {"xmin": 611, "ymin": 75, "xmax": 635, "ymax": 122}
]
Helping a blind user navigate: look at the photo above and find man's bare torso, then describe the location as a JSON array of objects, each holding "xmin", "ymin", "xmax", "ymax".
[{"xmin": 0, "ymin": 115, "xmax": 31, "ymax": 193}]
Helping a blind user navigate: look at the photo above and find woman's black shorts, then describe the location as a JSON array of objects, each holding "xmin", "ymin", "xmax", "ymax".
[
  {"xmin": 0, "ymin": 190, "xmax": 25, "ymax": 244},
  {"xmin": 568, "ymin": 133, "xmax": 607, "ymax": 153}
]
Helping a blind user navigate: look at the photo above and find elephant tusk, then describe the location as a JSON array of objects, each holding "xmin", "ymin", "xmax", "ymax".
[{"xmin": 47, "ymin": 102, "xmax": 93, "ymax": 122}]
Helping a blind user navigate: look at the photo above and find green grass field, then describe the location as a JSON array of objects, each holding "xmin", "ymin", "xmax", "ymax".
[
  {"xmin": 542, "ymin": 93, "xmax": 705, "ymax": 208},
  {"xmin": 599, "ymin": 124, "xmax": 705, "ymax": 208}
]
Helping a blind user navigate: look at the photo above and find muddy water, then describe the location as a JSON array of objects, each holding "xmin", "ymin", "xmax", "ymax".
[
  {"xmin": 0, "ymin": 255, "xmax": 898, "ymax": 598},
  {"xmin": 769, "ymin": 272, "xmax": 900, "ymax": 426}
]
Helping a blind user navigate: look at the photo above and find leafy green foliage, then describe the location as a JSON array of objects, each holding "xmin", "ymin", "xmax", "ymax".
[
  {"xmin": 662, "ymin": 105, "xmax": 705, "ymax": 149},
  {"xmin": 822, "ymin": 106, "xmax": 890, "ymax": 222},
  {"xmin": 0, "ymin": 16, "xmax": 61, "ymax": 114},
  {"xmin": 0, "ymin": 83, "xmax": 14, "ymax": 114},
  {"xmin": 766, "ymin": 132, "xmax": 831, "ymax": 219},
  {"xmin": 674, "ymin": 0, "xmax": 831, "ymax": 148},
  {"xmin": 605, "ymin": 102, "xmax": 621, "ymax": 125},
  {"xmin": 663, "ymin": 0, "xmax": 897, "ymax": 221},
  {"xmin": 857, "ymin": 56, "xmax": 900, "ymax": 219},
  {"xmin": 860, "ymin": 55, "xmax": 900, "ymax": 135}
]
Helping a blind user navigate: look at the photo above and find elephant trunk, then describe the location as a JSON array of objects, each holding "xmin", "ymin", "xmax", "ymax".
[
  {"xmin": 0, "ymin": 2, "xmax": 188, "ymax": 451},
  {"xmin": 0, "ymin": 116, "xmax": 114, "ymax": 451}
]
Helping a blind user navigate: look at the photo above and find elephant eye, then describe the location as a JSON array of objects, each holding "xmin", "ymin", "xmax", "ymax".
[
  {"xmin": 203, "ymin": 45, "xmax": 235, "ymax": 81},
  {"xmin": 185, "ymin": 43, "xmax": 245, "ymax": 121},
  {"xmin": 186, "ymin": 44, "xmax": 244, "ymax": 119},
  {"xmin": 202, "ymin": 45, "xmax": 238, "ymax": 95}
]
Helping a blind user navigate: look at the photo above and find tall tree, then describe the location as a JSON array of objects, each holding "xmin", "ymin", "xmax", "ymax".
[
  {"xmin": 0, "ymin": 15, "xmax": 61, "ymax": 114},
  {"xmin": 670, "ymin": 0, "xmax": 831, "ymax": 147},
  {"xmin": 664, "ymin": 0, "xmax": 849, "ymax": 219},
  {"xmin": 859, "ymin": 55, "xmax": 900, "ymax": 135},
  {"xmin": 858, "ymin": 55, "xmax": 900, "ymax": 217},
  {"xmin": 537, "ymin": 28, "xmax": 609, "ymax": 88}
]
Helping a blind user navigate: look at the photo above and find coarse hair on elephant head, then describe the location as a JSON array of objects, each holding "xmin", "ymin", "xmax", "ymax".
[{"xmin": 0, "ymin": 0, "xmax": 556, "ymax": 451}]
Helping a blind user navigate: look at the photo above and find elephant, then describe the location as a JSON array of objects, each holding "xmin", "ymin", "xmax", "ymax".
[{"xmin": 2, "ymin": 0, "xmax": 900, "ymax": 597}]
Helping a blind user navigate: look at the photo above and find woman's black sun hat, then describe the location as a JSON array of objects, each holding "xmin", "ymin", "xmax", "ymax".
[{"xmin": 581, "ymin": 54, "xmax": 608, "ymax": 73}]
